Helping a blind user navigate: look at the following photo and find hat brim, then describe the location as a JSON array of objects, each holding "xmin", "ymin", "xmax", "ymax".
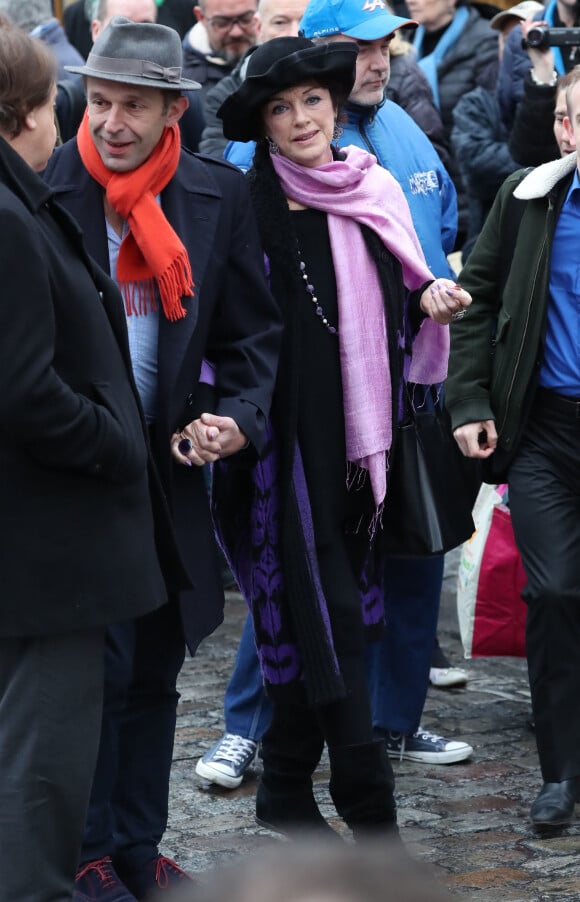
[
  {"xmin": 64, "ymin": 64, "xmax": 201, "ymax": 92},
  {"xmin": 340, "ymin": 15, "xmax": 417, "ymax": 40},
  {"xmin": 218, "ymin": 42, "xmax": 358, "ymax": 143}
]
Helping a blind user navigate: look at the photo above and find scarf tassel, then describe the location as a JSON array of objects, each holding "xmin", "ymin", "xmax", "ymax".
[
  {"xmin": 156, "ymin": 250, "xmax": 194, "ymax": 322},
  {"xmin": 120, "ymin": 277, "xmax": 158, "ymax": 317}
]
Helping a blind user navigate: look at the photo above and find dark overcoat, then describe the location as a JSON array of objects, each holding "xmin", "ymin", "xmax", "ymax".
[
  {"xmin": 0, "ymin": 135, "xmax": 171, "ymax": 638},
  {"xmin": 43, "ymin": 141, "xmax": 281, "ymax": 652}
]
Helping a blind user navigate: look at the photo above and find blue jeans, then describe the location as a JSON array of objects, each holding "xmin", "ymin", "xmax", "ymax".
[
  {"xmin": 223, "ymin": 555, "xmax": 444, "ymax": 741},
  {"xmin": 224, "ymin": 611, "xmax": 271, "ymax": 740},
  {"xmin": 366, "ymin": 554, "xmax": 444, "ymax": 736}
]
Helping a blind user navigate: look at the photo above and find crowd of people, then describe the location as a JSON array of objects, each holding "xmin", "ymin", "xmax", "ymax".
[{"xmin": 0, "ymin": 0, "xmax": 579, "ymax": 899}]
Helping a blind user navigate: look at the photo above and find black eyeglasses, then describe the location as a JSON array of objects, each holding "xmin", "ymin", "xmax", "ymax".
[{"xmin": 205, "ymin": 10, "xmax": 257, "ymax": 30}]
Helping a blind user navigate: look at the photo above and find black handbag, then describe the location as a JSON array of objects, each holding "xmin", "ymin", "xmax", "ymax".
[{"xmin": 382, "ymin": 389, "xmax": 481, "ymax": 557}]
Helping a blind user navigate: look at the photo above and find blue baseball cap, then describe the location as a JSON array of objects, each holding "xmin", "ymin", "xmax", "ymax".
[{"xmin": 300, "ymin": 0, "xmax": 417, "ymax": 41}]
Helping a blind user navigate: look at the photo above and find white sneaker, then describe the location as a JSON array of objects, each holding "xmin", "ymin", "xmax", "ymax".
[
  {"xmin": 195, "ymin": 733, "xmax": 257, "ymax": 789},
  {"xmin": 429, "ymin": 666, "xmax": 469, "ymax": 688}
]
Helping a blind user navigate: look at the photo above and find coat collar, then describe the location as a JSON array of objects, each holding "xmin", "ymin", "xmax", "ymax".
[
  {"xmin": 514, "ymin": 152, "xmax": 578, "ymax": 200},
  {"xmin": 0, "ymin": 134, "xmax": 53, "ymax": 212}
]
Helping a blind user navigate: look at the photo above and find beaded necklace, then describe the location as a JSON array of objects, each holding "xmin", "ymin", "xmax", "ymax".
[{"xmin": 297, "ymin": 247, "xmax": 338, "ymax": 336}]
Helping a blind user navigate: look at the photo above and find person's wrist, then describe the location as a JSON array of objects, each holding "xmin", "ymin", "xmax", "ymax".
[{"xmin": 529, "ymin": 67, "xmax": 558, "ymax": 87}]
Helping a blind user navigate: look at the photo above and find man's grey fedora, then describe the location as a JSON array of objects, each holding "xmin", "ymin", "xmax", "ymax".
[{"xmin": 65, "ymin": 16, "xmax": 201, "ymax": 91}]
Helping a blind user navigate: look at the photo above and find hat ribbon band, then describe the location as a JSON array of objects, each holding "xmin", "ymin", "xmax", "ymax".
[{"xmin": 85, "ymin": 54, "xmax": 182, "ymax": 84}]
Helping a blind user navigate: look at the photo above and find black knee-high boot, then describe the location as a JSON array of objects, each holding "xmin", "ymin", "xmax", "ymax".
[
  {"xmin": 328, "ymin": 740, "xmax": 398, "ymax": 838},
  {"xmin": 256, "ymin": 702, "xmax": 340, "ymax": 837}
]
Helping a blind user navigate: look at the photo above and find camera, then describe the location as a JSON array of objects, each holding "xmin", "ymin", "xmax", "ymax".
[{"xmin": 524, "ymin": 25, "xmax": 580, "ymax": 49}]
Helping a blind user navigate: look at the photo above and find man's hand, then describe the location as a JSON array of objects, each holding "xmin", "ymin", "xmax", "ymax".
[
  {"xmin": 171, "ymin": 413, "xmax": 248, "ymax": 467},
  {"xmin": 453, "ymin": 420, "xmax": 498, "ymax": 458}
]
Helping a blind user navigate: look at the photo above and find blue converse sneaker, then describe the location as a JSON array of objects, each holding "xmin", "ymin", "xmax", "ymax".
[
  {"xmin": 385, "ymin": 727, "xmax": 473, "ymax": 764},
  {"xmin": 195, "ymin": 733, "xmax": 258, "ymax": 788}
]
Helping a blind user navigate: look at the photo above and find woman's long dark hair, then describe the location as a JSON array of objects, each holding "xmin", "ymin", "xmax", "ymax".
[{"xmin": 247, "ymin": 139, "xmax": 302, "ymax": 288}]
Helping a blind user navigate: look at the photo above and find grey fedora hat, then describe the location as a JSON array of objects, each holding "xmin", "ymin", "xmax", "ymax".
[{"xmin": 65, "ymin": 16, "xmax": 200, "ymax": 91}]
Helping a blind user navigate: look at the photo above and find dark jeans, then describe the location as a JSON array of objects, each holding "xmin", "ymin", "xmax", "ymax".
[
  {"xmin": 0, "ymin": 629, "xmax": 105, "ymax": 902},
  {"xmin": 81, "ymin": 601, "xmax": 185, "ymax": 872},
  {"xmin": 366, "ymin": 554, "xmax": 444, "ymax": 735},
  {"xmin": 509, "ymin": 389, "xmax": 580, "ymax": 783}
]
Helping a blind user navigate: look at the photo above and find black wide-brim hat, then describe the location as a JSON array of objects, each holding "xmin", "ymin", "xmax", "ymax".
[
  {"xmin": 66, "ymin": 16, "xmax": 200, "ymax": 92},
  {"xmin": 217, "ymin": 37, "xmax": 358, "ymax": 143}
]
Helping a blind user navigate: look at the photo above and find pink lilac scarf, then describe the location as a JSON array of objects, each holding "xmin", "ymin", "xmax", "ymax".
[{"xmin": 271, "ymin": 145, "xmax": 449, "ymax": 509}]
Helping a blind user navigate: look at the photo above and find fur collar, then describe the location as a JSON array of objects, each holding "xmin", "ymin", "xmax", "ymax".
[{"xmin": 513, "ymin": 152, "xmax": 578, "ymax": 200}]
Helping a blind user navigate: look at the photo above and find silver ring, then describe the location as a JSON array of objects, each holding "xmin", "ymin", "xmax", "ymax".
[{"xmin": 451, "ymin": 309, "xmax": 466, "ymax": 321}]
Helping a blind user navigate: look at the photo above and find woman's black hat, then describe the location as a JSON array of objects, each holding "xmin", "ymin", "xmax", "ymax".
[{"xmin": 217, "ymin": 36, "xmax": 358, "ymax": 143}]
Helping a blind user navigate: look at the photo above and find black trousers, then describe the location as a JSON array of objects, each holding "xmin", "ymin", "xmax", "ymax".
[
  {"xmin": 81, "ymin": 601, "xmax": 185, "ymax": 872},
  {"xmin": 0, "ymin": 629, "xmax": 105, "ymax": 902},
  {"xmin": 509, "ymin": 389, "xmax": 580, "ymax": 783}
]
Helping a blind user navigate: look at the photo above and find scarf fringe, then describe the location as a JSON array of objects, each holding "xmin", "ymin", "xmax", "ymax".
[
  {"xmin": 346, "ymin": 461, "xmax": 368, "ymax": 493},
  {"xmin": 368, "ymin": 502, "xmax": 384, "ymax": 541},
  {"xmin": 120, "ymin": 278, "xmax": 159, "ymax": 317},
  {"xmin": 346, "ymin": 462, "xmax": 384, "ymax": 540},
  {"xmin": 155, "ymin": 250, "xmax": 193, "ymax": 322}
]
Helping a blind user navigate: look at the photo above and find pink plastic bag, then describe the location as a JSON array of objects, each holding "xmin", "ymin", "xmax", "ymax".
[
  {"xmin": 471, "ymin": 506, "xmax": 528, "ymax": 657},
  {"xmin": 457, "ymin": 485, "xmax": 527, "ymax": 658}
]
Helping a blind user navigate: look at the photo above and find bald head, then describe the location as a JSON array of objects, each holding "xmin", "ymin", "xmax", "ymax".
[
  {"xmin": 256, "ymin": 0, "xmax": 308, "ymax": 41},
  {"xmin": 92, "ymin": 0, "xmax": 157, "ymax": 40}
]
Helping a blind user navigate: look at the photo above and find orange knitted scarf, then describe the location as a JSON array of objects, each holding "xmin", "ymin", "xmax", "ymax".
[{"xmin": 77, "ymin": 112, "xmax": 193, "ymax": 321}]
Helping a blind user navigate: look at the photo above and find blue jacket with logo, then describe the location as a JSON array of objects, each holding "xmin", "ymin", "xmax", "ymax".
[{"xmin": 224, "ymin": 97, "xmax": 457, "ymax": 278}]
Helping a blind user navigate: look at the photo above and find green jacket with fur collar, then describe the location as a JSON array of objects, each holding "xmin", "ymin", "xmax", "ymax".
[{"xmin": 446, "ymin": 152, "xmax": 578, "ymax": 478}]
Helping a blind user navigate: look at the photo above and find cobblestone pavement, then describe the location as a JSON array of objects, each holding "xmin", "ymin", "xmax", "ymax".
[{"xmin": 165, "ymin": 554, "xmax": 580, "ymax": 901}]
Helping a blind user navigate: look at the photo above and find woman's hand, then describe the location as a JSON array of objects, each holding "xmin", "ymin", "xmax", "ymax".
[
  {"xmin": 171, "ymin": 413, "xmax": 249, "ymax": 467},
  {"xmin": 420, "ymin": 280, "xmax": 472, "ymax": 325}
]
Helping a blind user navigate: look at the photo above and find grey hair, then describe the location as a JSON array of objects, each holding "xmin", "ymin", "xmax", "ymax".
[{"xmin": 0, "ymin": 0, "xmax": 53, "ymax": 32}]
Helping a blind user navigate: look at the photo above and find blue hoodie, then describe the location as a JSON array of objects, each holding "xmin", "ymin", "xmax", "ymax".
[{"xmin": 224, "ymin": 97, "xmax": 457, "ymax": 278}]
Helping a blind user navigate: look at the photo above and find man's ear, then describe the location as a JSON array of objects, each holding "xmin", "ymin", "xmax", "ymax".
[
  {"xmin": 166, "ymin": 95, "xmax": 190, "ymax": 126},
  {"xmin": 194, "ymin": 5, "xmax": 204, "ymax": 22}
]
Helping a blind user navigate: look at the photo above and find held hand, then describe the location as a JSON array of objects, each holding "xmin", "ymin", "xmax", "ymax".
[
  {"xmin": 420, "ymin": 280, "xmax": 472, "ymax": 325},
  {"xmin": 171, "ymin": 413, "xmax": 248, "ymax": 467},
  {"xmin": 453, "ymin": 420, "xmax": 498, "ymax": 458}
]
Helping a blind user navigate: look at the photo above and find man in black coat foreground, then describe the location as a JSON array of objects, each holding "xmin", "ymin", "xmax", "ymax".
[{"xmin": 0, "ymin": 20, "xmax": 180, "ymax": 901}]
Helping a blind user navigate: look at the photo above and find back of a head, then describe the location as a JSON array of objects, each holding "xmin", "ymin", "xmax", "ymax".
[
  {"xmin": 92, "ymin": 0, "xmax": 158, "ymax": 40},
  {"xmin": 0, "ymin": 16, "xmax": 56, "ymax": 139},
  {"xmin": 167, "ymin": 840, "xmax": 463, "ymax": 902},
  {"xmin": 0, "ymin": 0, "xmax": 53, "ymax": 33}
]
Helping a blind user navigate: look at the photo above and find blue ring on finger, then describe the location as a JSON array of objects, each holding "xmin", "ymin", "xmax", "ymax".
[{"xmin": 178, "ymin": 438, "xmax": 193, "ymax": 454}]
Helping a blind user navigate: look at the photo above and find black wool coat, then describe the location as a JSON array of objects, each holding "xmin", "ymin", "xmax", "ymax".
[
  {"xmin": 43, "ymin": 141, "xmax": 282, "ymax": 652},
  {"xmin": 0, "ymin": 135, "xmax": 172, "ymax": 638}
]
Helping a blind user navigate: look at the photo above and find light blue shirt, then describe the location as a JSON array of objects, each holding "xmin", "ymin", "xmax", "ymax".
[
  {"xmin": 107, "ymin": 219, "xmax": 160, "ymax": 422},
  {"xmin": 540, "ymin": 167, "xmax": 580, "ymax": 397}
]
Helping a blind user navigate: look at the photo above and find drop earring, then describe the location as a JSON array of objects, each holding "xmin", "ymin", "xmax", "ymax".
[{"xmin": 266, "ymin": 136, "xmax": 279, "ymax": 154}]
